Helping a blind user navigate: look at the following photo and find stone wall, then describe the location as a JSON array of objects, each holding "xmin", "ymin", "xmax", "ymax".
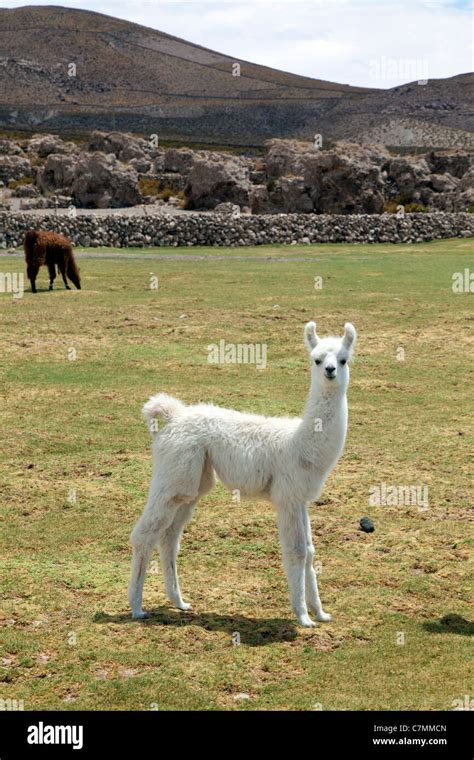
[{"xmin": 1, "ymin": 211, "xmax": 472, "ymax": 249}]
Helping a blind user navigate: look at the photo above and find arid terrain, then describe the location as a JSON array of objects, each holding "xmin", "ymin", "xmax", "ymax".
[{"xmin": 0, "ymin": 5, "xmax": 472, "ymax": 147}]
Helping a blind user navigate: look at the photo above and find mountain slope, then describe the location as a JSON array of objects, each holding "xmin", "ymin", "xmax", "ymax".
[{"xmin": 0, "ymin": 5, "xmax": 472, "ymax": 147}]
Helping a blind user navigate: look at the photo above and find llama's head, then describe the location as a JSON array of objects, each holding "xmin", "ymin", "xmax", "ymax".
[{"xmin": 304, "ymin": 321, "xmax": 356, "ymax": 390}]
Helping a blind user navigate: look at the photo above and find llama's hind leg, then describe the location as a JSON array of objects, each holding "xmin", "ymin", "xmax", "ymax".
[
  {"xmin": 276, "ymin": 503, "xmax": 315, "ymax": 627},
  {"xmin": 157, "ymin": 501, "xmax": 195, "ymax": 610},
  {"xmin": 58, "ymin": 258, "xmax": 70, "ymax": 289},
  {"xmin": 47, "ymin": 262, "xmax": 56, "ymax": 291},
  {"xmin": 128, "ymin": 508, "xmax": 175, "ymax": 619},
  {"xmin": 303, "ymin": 508, "xmax": 332, "ymax": 622},
  {"xmin": 158, "ymin": 456, "xmax": 215, "ymax": 610}
]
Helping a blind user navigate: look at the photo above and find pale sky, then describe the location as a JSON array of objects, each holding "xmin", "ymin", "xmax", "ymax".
[{"xmin": 1, "ymin": 0, "xmax": 473, "ymax": 87}]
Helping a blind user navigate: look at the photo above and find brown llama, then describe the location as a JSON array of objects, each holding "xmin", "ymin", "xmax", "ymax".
[{"xmin": 24, "ymin": 230, "xmax": 81, "ymax": 293}]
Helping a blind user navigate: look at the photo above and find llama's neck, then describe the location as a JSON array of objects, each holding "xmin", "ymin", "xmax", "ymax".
[{"xmin": 295, "ymin": 375, "xmax": 348, "ymax": 470}]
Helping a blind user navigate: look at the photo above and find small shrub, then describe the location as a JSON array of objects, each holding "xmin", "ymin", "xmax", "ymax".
[
  {"xmin": 138, "ymin": 177, "xmax": 159, "ymax": 196},
  {"xmin": 8, "ymin": 175, "xmax": 34, "ymax": 189},
  {"xmin": 29, "ymin": 155, "xmax": 46, "ymax": 167},
  {"xmin": 181, "ymin": 195, "xmax": 195, "ymax": 210},
  {"xmin": 158, "ymin": 186, "xmax": 174, "ymax": 202},
  {"xmin": 384, "ymin": 200, "xmax": 427, "ymax": 214},
  {"xmin": 404, "ymin": 203, "xmax": 427, "ymax": 213}
]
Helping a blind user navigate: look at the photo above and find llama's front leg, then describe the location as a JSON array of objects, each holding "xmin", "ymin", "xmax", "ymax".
[
  {"xmin": 303, "ymin": 509, "xmax": 332, "ymax": 622},
  {"xmin": 27, "ymin": 263, "xmax": 39, "ymax": 293},
  {"xmin": 157, "ymin": 502, "xmax": 195, "ymax": 611},
  {"xmin": 277, "ymin": 504, "xmax": 315, "ymax": 627}
]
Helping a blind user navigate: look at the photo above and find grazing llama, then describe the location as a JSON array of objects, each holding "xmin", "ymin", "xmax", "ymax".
[
  {"xmin": 129, "ymin": 321, "xmax": 356, "ymax": 627},
  {"xmin": 24, "ymin": 230, "xmax": 81, "ymax": 293}
]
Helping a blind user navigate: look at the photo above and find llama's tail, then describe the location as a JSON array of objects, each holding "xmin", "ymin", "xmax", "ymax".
[
  {"xmin": 66, "ymin": 250, "xmax": 81, "ymax": 290},
  {"xmin": 142, "ymin": 393, "xmax": 186, "ymax": 433}
]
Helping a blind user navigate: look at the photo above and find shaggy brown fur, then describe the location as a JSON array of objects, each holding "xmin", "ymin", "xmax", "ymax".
[{"xmin": 24, "ymin": 230, "xmax": 81, "ymax": 293}]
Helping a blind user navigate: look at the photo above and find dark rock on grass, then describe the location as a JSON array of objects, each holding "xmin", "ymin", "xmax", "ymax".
[{"xmin": 360, "ymin": 516, "xmax": 375, "ymax": 533}]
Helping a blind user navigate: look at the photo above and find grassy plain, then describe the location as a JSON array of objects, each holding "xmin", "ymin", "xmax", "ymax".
[{"xmin": 0, "ymin": 239, "xmax": 472, "ymax": 710}]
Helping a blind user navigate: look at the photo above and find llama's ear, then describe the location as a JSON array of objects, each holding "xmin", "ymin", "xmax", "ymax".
[
  {"xmin": 304, "ymin": 321, "xmax": 319, "ymax": 352},
  {"xmin": 342, "ymin": 322, "xmax": 356, "ymax": 351}
]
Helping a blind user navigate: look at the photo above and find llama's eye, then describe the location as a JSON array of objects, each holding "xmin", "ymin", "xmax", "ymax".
[
  {"xmin": 315, "ymin": 359, "xmax": 322, "ymax": 365},
  {"xmin": 340, "ymin": 359, "xmax": 347, "ymax": 365}
]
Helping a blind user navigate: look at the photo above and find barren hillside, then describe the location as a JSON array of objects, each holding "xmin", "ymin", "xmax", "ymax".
[{"xmin": 0, "ymin": 5, "xmax": 472, "ymax": 147}]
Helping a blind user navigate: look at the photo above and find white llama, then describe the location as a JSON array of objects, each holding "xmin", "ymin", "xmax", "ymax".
[{"xmin": 129, "ymin": 320, "xmax": 356, "ymax": 627}]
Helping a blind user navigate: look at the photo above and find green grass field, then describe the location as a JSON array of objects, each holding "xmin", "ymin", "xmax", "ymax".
[{"xmin": 0, "ymin": 239, "xmax": 472, "ymax": 711}]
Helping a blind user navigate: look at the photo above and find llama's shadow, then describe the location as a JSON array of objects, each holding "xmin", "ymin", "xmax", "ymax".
[
  {"xmin": 29, "ymin": 288, "xmax": 69, "ymax": 294},
  {"xmin": 422, "ymin": 614, "xmax": 473, "ymax": 636},
  {"xmin": 94, "ymin": 608, "xmax": 298, "ymax": 645}
]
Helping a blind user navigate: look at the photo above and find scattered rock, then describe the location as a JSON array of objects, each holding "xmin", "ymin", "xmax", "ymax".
[
  {"xmin": 214, "ymin": 202, "xmax": 241, "ymax": 216},
  {"xmin": 87, "ymin": 131, "xmax": 152, "ymax": 162},
  {"xmin": 0, "ymin": 138, "xmax": 23, "ymax": 156},
  {"xmin": 360, "ymin": 517, "xmax": 375, "ymax": 533},
  {"xmin": 12, "ymin": 183, "xmax": 39, "ymax": 198},
  {"xmin": 386, "ymin": 157, "xmax": 431, "ymax": 200},
  {"xmin": 185, "ymin": 154, "xmax": 251, "ymax": 209},
  {"xmin": 36, "ymin": 153, "xmax": 76, "ymax": 193},
  {"xmin": 162, "ymin": 148, "xmax": 195, "ymax": 174},
  {"xmin": 427, "ymin": 150, "xmax": 470, "ymax": 178},
  {"xmin": 28, "ymin": 133, "xmax": 77, "ymax": 157},
  {"xmin": 430, "ymin": 173, "xmax": 459, "ymax": 193},
  {"xmin": 36, "ymin": 151, "xmax": 141, "ymax": 208},
  {"xmin": 0, "ymin": 155, "xmax": 32, "ymax": 183}
]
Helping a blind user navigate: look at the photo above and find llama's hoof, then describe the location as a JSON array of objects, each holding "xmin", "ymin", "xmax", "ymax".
[
  {"xmin": 177, "ymin": 602, "xmax": 192, "ymax": 611},
  {"xmin": 297, "ymin": 614, "xmax": 316, "ymax": 628},
  {"xmin": 65, "ymin": 285, "xmax": 71, "ymax": 290},
  {"xmin": 49, "ymin": 285, "xmax": 53, "ymax": 291},
  {"xmin": 132, "ymin": 610, "xmax": 150, "ymax": 620},
  {"xmin": 316, "ymin": 611, "xmax": 332, "ymax": 623}
]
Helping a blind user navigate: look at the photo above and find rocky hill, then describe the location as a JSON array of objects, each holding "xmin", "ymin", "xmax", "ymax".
[
  {"xmin": 1, "ymin": 131, "xmax": 472, "ymax": 214},
  {"xmin": 0, "ymin": 5, "xmax": 472, "ymax": 148}
]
